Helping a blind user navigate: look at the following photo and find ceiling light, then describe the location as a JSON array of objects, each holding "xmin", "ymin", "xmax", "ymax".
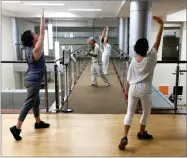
[
  {"xmin": 53, "ymin": 18, "xmax": 74, "ymax": 20},
  {"xmin": 48, "ymin": 24, "xmax": 53, "ymax": 50},
  {"xmin": 44, "ymin": 30, "xmax": 49, "ymax": 56},
  {"xmin": 68, "ymin": 9, "xmax": 102, "ymax": 12},
  {"xmin": 55, "ymin": 41, "xmax": 60, "ymax": 61},
  {"xmin": 24, "ymin": 2, "xmax": 65, "ymax": 6},
  {"xmin": 38, "ymin": 12, "xmax": 77, "ymax": 18},
  {"xmin": 2, "ymin": 0, "xmax": 20, "ymax": 2}
]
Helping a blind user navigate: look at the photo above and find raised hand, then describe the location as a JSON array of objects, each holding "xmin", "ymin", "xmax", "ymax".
[
  {"xmin": 153, "ymin": 16, "xmax": 163, "ymax": 25},
  {"xmin": 106, "ymin": 25, "xmax": 109, "ymax": 30},
  {"xmin": 41, "ymin": 9, "xmax": 45, "ymax": 18}
]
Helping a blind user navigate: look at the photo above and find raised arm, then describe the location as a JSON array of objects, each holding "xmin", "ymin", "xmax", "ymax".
[
  {"xmin": 33, "ymin": 10, "xmax": 45, "ymax": 60},
  {"xmin": 153, "ymin": 16, "xmax": 164, "ymax": 51},
  {"xmin": 101, "ymin": 26, "xmax": 106, "ymax": 39},
  {"xmin": 103, "ymin": 26, "xmax": 109, "ymax": 45}
]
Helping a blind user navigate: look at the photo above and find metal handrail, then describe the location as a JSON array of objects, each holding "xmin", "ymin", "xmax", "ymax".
[
  {"xmin": 54, "ymin": 45, "xmax": 88, "ymax": 63},
  {"xmin": 1, "ymin": 60, "xmax": 55, "ymax": 63},
  {"xmin": 157, "ymin": 61, "xmax": 186, "ymax": 64},
  {"xmin": 15, "ymin": 43, "xmax": 87, "ymax": 46},
  {"xmin": 1, "ymin": 45, "xmax": 88, "ymax": 64},
  {"xmin": 176, "ymin": 70, "xmax": 187, "ymax": 73},
  {"xmin": 111, "ymin": 44, "xmax": 132, "ymax": 62}
]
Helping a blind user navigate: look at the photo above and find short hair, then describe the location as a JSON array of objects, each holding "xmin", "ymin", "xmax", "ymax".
[
  {"xmin": 101, "ymin": 36, "xmax": 108, "ymax": 43},
  {"xmin": 134, "ymin": 38, "xmax": 149, "ymax": 57},
  {"xmin": 87, "ymin": 37, "xmax": 96, "ymax": 43},
  {"xmin": 21, "ymin": 30, "xmax": 34, "ymax": 47}
]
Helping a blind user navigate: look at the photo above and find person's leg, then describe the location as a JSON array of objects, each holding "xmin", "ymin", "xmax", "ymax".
[
  {"xmin": 102, "ymin": 54, "xmax": 107, "ymax": 74},
  {"xmin": 33, "ymin": 94, "xmax": 41, "ymax": 123},
  {"xmin": 105, "ymin": 55, "xmax": 110, "ymax": 75},
  {"xmin": 10, "ymin": 82, "xmax": 39, "ymax": 141},
  {"xmin": 33, "ymin": 94, "xmax": 50, "ymax": 129},
  {"xmin": 118, "ymin": 92, "xmax": 139, "ymax": 150},
  {"xmin": 137, "ymin": 95, "xmax": 153, "ymax": 140},
  {"xmin": 98, "ymin": 63, "xmax": 110, "ymax": 86},
  {"xmin": 91, "ymin": 63, "xmax": 98, "ymax": 86}
]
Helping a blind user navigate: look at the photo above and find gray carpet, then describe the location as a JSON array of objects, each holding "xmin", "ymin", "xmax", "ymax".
[{"xmin": 68, "ymin": 62, "xmax": 127, "ymax": 114}]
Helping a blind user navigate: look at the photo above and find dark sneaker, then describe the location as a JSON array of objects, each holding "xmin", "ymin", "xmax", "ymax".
[
  {"xmin": 35, "ymin": 121, "xmax": 50, "ymax": 129},
  {"xmin": 106, "ymin": 83, "xmax": 111, "ymax": 87},
  {"xmin": 10, "ymin": 126, "xmax": 22, "ymax": 141},
  {"xmin": 137, "ymin": 131, "xmax": 153, "ymax": 140},
  {"xmin": 89, "ymin": 83, "xmax": 98, "ymax": 87},
  {"xmin": 118, "ymin": 137, "xmax": 128, "ymax": 150}
]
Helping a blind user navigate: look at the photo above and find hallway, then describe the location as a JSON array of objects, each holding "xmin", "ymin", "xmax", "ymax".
[{"xmin": 68, "ymin": 62, "xmax": 127, "ymax": 114}]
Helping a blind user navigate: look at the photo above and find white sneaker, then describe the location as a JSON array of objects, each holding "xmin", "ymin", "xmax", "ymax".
[
  {"xmin": 90, "ymin": 83, "xmax": 98, "ymax": 87},
  {"xmin": 106, "ymin": 83, "xmax": 111, "ymax": 87}
]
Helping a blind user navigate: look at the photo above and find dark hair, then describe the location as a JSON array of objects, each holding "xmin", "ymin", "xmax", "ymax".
[
  {"xmin": 21, "ymin": 30, "xmax": 34, "ymax": 47},
  {"xmin": 134, "ymin": 38, "xmax": 149, "ymax": 57},
  {"xmin": 101, "ymin": 37, "xmax": 108, "ymax": 44}
]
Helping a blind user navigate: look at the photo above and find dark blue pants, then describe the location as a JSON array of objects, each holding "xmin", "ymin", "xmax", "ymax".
[{"xmin": 18, "ymin": 81, "xmax": 41, "ymax": 122}]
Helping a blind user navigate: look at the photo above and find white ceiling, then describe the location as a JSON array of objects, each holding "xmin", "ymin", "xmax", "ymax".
[
  {"xmin": 118, "ymin": 0, "xmax": 187, "ymax": 17},
  {"xmin": 2, "ymin": 0, "xmax": 187, "ymax": 18},
  {"xmin": 2, "ymin": 1, "xmax": 122, "ymax": 18}
]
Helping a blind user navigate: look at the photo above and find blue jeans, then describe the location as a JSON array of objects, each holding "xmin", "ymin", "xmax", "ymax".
[{"xmin": 18, "ymin": 81, "xmax": 41, "ymax": 122}]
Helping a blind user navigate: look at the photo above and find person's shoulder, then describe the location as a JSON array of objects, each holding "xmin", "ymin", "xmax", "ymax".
[
  {"xmin": 131, "ymin": 57, "xmax": 136, "ymax": 63},
  {"xmin": 150, "ymin": 47, "xmax": 157, "ymax": 54},
  {"xmin": 95, "ymin": 44, "xmax": 100, "ymax": 50},
  {"xmin": 25, "ymin": 46, "xmax": 33, "ymax": 53}
]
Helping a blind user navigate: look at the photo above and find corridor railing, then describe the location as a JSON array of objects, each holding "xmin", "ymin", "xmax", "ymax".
[
  {"xmin": 111, "ymin": 45, "xmax": 186, "ymax": 114},
  {"xmin": 50, "ymin": 45, "xmax": 89, "ymax": 113},
  {"xmin": 111, "ymin": 44, "xmax": 131, "ymax": 89},
  {"xmin": 1, "ymin": 60, "xmax": 54, "ymax": 112},
  {"xmin": 1, "ymin": 45, "xmax": 89, "ymax": 114}
]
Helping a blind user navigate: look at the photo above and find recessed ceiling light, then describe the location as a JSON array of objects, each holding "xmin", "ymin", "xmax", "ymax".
[
  {"xmin": 53, "ymin": 18, "xmax": 74, "ymax": 20},
  {"xmin": 24, "ymin": 2, "xmax": 65, "ymax": 6},
  {"xmin": 2, "ymin": 0, "xmax": 20, "ymax": 2},
  {"xmin": 37, "ymin": 12, "xmax": 77, "ymax": 18},
  {"xmin": 68, "ymin": 9, "xmax": 102, "ymax": 12}
]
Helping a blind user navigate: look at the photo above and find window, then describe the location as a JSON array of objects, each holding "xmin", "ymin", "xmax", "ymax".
[{"xmin": 162, "ymin": 27, "xmax": 181, "ymax": 62}]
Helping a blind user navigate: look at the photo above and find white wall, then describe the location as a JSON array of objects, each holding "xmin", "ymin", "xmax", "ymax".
[
  {"xmin": 150, "ymin": 15, "xmax": 186, "ymax": 105},
  {"xmin": 1, "ymin": 17, "xmax": 36, "ymax": 89},
  {"xmin": 153, "ymin": 64, "xmax": 186, "ymax": 105},
  {"xmin": 150, "ymin": 21, "xmax": 186, "ymax": 61},
  {"xmin": 2, "ymin": 15, "xmax": 15, "ymax": 89},
  {"xmin": 166, "ymin": 9, "xmax": 187, "ymax": 22},
  {"xmin": 150, "ymin": 20, "xmax": 164, "ymax": 61},
  {"xmin": 17, "ymin": 18, "xmax": 35, "ymax": 43},
  {"xmin": 181, "ymin": 22, "xmax": 186, "ymax": 61}
]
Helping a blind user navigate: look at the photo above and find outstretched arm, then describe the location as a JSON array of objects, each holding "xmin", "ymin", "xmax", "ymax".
[
  {"xmin": 33, "ymin": 9, "xmax": 45, "ymax": 60},
  {"xmin": 101, "ymin": 26, "xmax": 106, "ymax": 39},
  {"xmin": 153, "ymin": 16, "xmax": 164, "ymax": 52},
  {"xmin": 103, "ymin": 26, "xmax": 109, "ymax": 45}
]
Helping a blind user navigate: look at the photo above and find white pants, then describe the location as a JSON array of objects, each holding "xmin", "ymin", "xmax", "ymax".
[
  {"xmin": 102, "ymin": 54, "xmax": 110, "ymax": 74},
  {"xmin": 91, "ymin": 62, "xmax": 110, "ymax": 85},
  {"xmin": 124, "ymin": 86, "xmax": 152, "ymax": 126}
]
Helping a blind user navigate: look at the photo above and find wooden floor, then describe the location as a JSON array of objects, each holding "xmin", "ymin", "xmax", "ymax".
[
  {"xmin": 2, "ymin": 114, "xmax": 186, "ymax": 157},
  {"xmin": 68, "ymin": 62, "xmax": 126, "ymax": 114}
]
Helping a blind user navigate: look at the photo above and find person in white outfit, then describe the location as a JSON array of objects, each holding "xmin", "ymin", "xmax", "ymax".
[
  {"xmin": 85, "ymin": 37, "xmax": 111, "ymax": 87},
  {"xmin": 100, "ymin": 26, "xmax": 112, "ymax": 75},
  {"xmin": 118, "ymin": 16, "xmax": 164, "ymax": 150}
]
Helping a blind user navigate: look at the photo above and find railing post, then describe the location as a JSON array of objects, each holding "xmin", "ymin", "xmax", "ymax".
[
  {"xmin": 54, "ymin": 64, "xmax": 60, "ymax": 113},
  {"xmin": 174, "ymin": 63, "xmax": 180, "ymax": 113},
  {"xmin": 44, "ymin": 65, "xmax": 49, "ymax": 112},
  {"xmin": 60, "ymin": 69, "xmax": 65, "ymax": 111}
]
